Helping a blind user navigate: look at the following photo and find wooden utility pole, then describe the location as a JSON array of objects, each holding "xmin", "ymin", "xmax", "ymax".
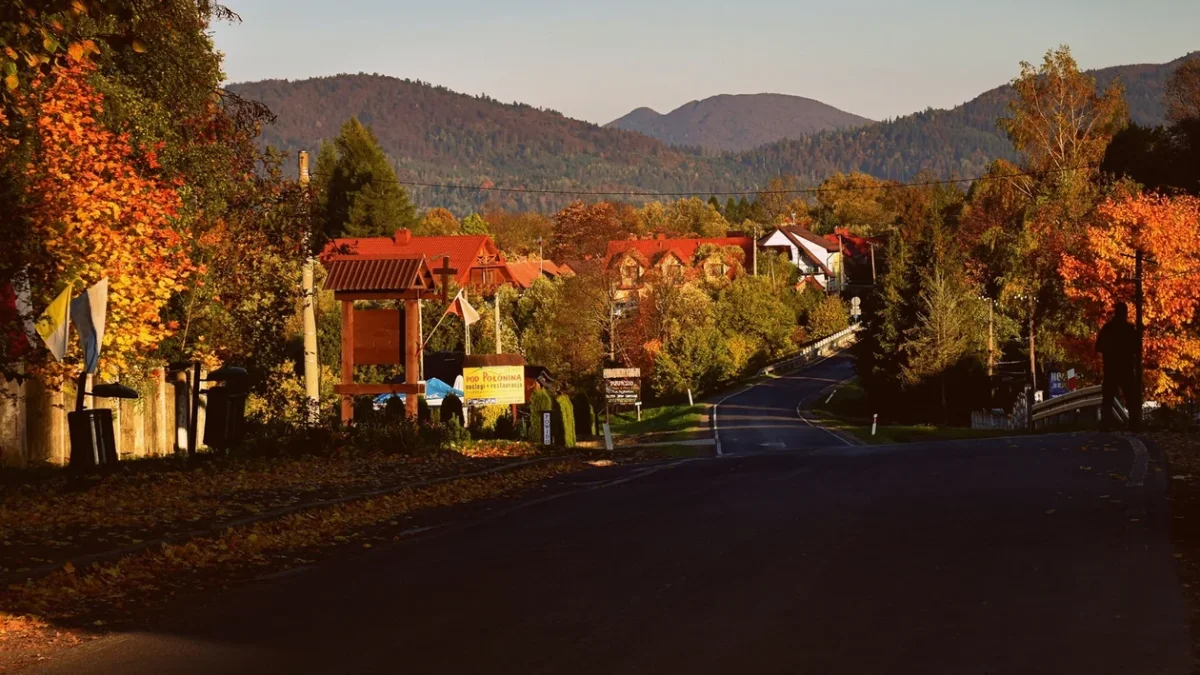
[
  {"xmin": 299, "ymin": 151, "xmax": 320, "ymax": 424},
  {"xmin": 752, "ymin": 223, "xmax": 759, "ymax": 277},
  {"xmin": 837, "ymin": 235, "xmax": 845, "ymax": 290},
  {"xmin": 987, "ymin": 299, "xmax": 995, "ymax": 378},
  {"xmin": 494, "ymin": 294, "xmax": 501, "ymax": 354},
  {"xmin": 869, "ymin": 243, "xmax": 877, "ymax": 285}
]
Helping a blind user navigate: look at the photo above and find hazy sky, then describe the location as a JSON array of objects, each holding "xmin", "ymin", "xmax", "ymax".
[{"xmin": 212, "ymin": 0, "xmax": 1199, "ymax": 125}]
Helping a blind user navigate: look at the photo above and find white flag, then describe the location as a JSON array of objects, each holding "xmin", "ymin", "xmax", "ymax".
[
  {"xmin": 446, "ymin": 289, "xmax": 480, "ymax": 327},
  {"xmin": 70, "ymin": 278, "xmax": 108, "ymax": 374}
]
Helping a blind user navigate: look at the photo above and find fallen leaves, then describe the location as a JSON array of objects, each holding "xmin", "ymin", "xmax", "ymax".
[{"xmin": 0, "ymin": 459, "xmax": 589, "ymax": 632}]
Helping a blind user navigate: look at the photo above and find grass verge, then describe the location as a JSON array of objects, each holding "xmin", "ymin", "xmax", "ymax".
[
  {"xmin": 809, "ymin": 378, "xmax": 1023, "ymax": 445},
  {"xmin": 609, "ymin": 404, "xmax": 707, "ymax": 443}
]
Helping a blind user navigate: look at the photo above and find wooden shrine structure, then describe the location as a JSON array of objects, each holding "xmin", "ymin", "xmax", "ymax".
[{"xmin": 323, "ymin": 254, "xmax": 456, "ymax": 423}]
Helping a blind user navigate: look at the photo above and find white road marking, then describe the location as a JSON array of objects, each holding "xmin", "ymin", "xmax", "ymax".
[{"xmin": 712, "ymin": 350, "xmax": 849, "ymax": 455}]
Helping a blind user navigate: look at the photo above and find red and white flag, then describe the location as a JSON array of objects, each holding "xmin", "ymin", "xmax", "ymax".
[{"xmin": 445, "ymin": 289, "xmax": 480, "ymax": 326}]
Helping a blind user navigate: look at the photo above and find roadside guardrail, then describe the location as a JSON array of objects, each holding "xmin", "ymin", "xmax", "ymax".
[
  {"xmin": 1030, "ymin": 385, "xmax": 1127, "ymax": 430},
  {"xmin": 757, "ymin": 325, "xmax": 861, "ymax": 377}
]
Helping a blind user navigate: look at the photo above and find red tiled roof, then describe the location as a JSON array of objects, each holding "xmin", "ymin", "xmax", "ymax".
[
  {"xmin": 323, "ymin": 255, "xmax": 431, "ymax": 292},
  {"xmin": 322, "ymin": 230, "xmax": 499, "ymax": 286},
  {"xmin": 604, "ymin": 236, "xmax": 754, "ymax": 269},
  {"xmin": 833, "ymin": 227, "xmax": 882, "ymax": 260}
]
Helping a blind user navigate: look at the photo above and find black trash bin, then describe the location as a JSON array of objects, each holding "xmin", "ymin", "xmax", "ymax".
[
  {"xmin": 68, "ymin": 409, "xmax": 118, "ymax": 470},
  {"xmin": 204, "ymin": 385, "xmax": 248, "ymax": 450}
]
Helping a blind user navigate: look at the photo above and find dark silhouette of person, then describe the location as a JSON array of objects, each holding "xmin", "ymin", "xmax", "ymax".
[{"xmin": 1096, "ymin": 303, "xmax": 1140, "ymax": 431}]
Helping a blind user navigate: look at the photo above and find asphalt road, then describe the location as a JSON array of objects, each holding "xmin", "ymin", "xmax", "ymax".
[
  {"xmin": 30, "ymin": 361, "xmax": 1193, "ymax": 674},
  {"xmin": 715, "ymin": 354, "xmax": 855, "ymax": 453}
]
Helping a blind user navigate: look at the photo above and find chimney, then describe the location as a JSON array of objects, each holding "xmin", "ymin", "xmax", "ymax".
[
  {"xmin": 655, "ymin": 232, "xmax": 667, "ymax": 240},
  {"xmin": 395, "ymin": 228, "xmax": 412, "ymax": 246}
]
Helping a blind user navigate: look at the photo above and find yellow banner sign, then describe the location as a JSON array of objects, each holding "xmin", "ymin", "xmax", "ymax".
[{"xmin": 463, "ymin": 365, "xmax": 526, "ymax": 406}]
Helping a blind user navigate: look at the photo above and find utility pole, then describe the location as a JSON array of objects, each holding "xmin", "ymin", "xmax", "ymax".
[
  {"xmin": 494, "ymin": 294, "xmax": 501, "ymax": 354},
  {"xmin": 869, "ymin": 242, "xmax": 877, "ymax": 285},
  {"xmin": 752, "ymin": 223, "xmax": 759, "ymax": 277},
  {"xmin": 837, "ymin": 234, "xmax": 845, "ymax": 291},
  {"xmin": 299, "ymin": 151, "xmax": 320, "ymax": 425},
  {"xmin": 987, "ymin": 298, "xmax": 995, "ymax": 378},
  {"xmin": 1133, "ymin": 249, "xmax": 1145, "ymax": 430}
]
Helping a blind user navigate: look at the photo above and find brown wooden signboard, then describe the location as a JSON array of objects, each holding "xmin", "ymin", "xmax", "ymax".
[{"xmin": 352, "ymin": 309, "xmax": 403, "ymax": 366}]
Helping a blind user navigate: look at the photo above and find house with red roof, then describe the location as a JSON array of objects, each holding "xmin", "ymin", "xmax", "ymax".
[
  {"xmin": 759, "ymin": 223, "xmax": 845, "ymax": 291},
  {"xmin": 603, "ymin": 233, "xmax": 755, "ymax": 304},
  {"xmin": 323, "ymin": 229, "xmax": 515, "ymax": 295},
  {"xmin": 505, "ymin": 260, "xmax": 569, "ymax": 290}
]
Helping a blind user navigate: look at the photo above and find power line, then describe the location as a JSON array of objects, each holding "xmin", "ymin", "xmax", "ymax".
[{"xmin": 308, "ymin": 165, "xmax": 1090, "ymax": 199}]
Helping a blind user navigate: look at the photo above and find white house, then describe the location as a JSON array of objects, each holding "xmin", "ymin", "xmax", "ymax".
[{"xmin": 759, "ymin": 225, "xmax": 844, "ymax": 291}]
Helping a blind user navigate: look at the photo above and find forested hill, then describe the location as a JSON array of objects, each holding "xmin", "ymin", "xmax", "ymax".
[
  {"xmin": 229, "ymin": 52, "xmax": 1197, "ymax": 212},
  {"xmin": 227, "ymin": 75, "xmax": 749, "ymax": 213},
  {"xmin": 735, "ymin": 52, "xmax": 1198, "ymax": 183},
  {"xmin": 606, "ymin": 94, "xmax": 871, "ymax": 152}
]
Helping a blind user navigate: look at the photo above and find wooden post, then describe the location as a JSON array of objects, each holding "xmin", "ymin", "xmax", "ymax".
[
  {"xmin": 147, "ymin": 367, "xmax": 167, "ymax": 456},
  {"xmin": 870, "ymin": 242, "xmax": 877, "ymax": 285},
  {"xmin": 494, "ymin": 295, "xmax": 501, "ymax": 354},
  {"xmin": 188, "ymin": 362, "xmax": 201, "ymax": 456},
  {"xmin": 173, "ymin": 368, "xmax": 189, "ymax": 454},
  {"xmin": 405, "ymin": 298, "xmax": 420, "ymax": 419},
  {"xmin": 1133, "ymin": 249, "xmax": 1144, "ymax": 431},
  {"xmin": 341, "ymin": 300, "xmax": 355, "ymax": 425}
]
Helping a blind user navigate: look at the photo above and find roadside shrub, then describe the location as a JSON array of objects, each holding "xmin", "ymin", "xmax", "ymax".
[
  {"xmin": 441, "ymin": 393, "xmax": 465, "ymax": 427},
  {"xmin": 527, "ymin": 388, "xmax": 553, "ymax": 443},
  {"xmin": 552, "ymin": 394, "xmax": 576, "ymax": 448},
  {"xmin": 494, "ymin": 414, "xmax": 516, "ymax": 440},
  {"xmin": 444, "ymin": 416, "xmax": 471, "ymax": 446},
  {"xmin": 571, "ymin": 393, "xmax": 595, "ymax": 438},
  {"xmin": 470, "ymin": 404, "xmax": 509, "ymax": 437},
  {"xmin": 418, "ymin": 395, "xmax": 431, "ymax": 424}
]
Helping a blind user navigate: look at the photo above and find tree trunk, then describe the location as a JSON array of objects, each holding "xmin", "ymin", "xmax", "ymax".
[{"xmin": 940, "ymin": 374, "xmax": 949, "ymax": 425}]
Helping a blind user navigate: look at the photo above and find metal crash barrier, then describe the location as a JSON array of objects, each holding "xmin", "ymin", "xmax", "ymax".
[{"xmin": 1030, "ymin": 385, "xmax": 1127, "ymax": 430}]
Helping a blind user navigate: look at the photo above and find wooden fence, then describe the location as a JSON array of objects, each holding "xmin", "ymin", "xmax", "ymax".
[{"xmin": 0, "ymin": 367, "xmax": 208, "ymax": 468}]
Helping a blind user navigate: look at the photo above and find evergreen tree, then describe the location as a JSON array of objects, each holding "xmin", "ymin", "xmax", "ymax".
[{"xmin": 317, "ymin": 118, "xmax": 418, "ymax": 239}]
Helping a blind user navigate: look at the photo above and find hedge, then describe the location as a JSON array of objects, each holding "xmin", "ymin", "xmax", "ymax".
[
  {"xmin": 527, "ymin": 388, "xmax": 553, "ymax": 444},
  {"xmin": 552, "ymin": 394, "xmax": 576, "ymax": 448}
]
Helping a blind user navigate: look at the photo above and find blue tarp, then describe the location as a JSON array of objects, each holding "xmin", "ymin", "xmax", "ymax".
[{"xmin": 372, "ymin": 378, "xmax": 463, "ymax": 411}]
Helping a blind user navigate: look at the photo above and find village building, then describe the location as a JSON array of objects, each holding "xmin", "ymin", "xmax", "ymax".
[
  {"xmin": 324, "ymin": 229, "xmax": 515, "ymax": 295},
  {"xmin": 603, "ymin": 234, "xmax": 756, "ymax": 306},
  {"xmin": 506, "ymin": 260, "xmax": 569, "ymax": 290},
  {"xmin": 758, "ymin": 223, "xmax": 845, "ymax": 291}
]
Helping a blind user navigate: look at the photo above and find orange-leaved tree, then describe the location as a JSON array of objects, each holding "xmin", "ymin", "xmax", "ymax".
[
  {"xmin": 1061, "ymin": 191, "xmax": 1200, "ymax": 403},
  {"xmin": 19, "ymin": 58, "xmax": 195, "ymax": 380}
]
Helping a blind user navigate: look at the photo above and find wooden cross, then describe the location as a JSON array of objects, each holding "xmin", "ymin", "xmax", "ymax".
[{"xmin": 434, "ymin": 255, "xmax": 458, "ymax": 301}]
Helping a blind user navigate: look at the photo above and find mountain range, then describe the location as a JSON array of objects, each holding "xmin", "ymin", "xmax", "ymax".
[
  {"xmin": 228, "ymin": 51, "xmax": 1198, "ymax": 213},
  {"xmin": 606, "ymin": 94, "xmax": 871, "ymax": 152}
]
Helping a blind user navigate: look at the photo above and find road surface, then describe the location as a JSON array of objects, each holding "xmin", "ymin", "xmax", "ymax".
[
  {"xmin": 30, "ymin": 359, "xmax": 1193, "ymax": 674},
  {"xmin": 714, "ymin": 354, "xmax": 855, "ymax": 453}
]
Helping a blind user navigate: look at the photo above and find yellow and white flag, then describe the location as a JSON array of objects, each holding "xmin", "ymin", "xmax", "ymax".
[{"xmin": 35, "ymin": 283, "xmax": 73, "ymax": 362}]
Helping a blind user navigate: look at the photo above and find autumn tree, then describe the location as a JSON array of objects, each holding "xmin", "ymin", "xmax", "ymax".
[
  {"xmin": 813, "ymin": 172, "xmax": 896, "ymax": 235},
  {"xmin": 317, "ymin": 117, "xmax": 418, "ymax": 239},
  {"xmin": 484, "ymin": 208, "xmax": 553, "ymax": 256},
  {"xmin": 638, "ymin": 198, "xmax": 729, "ymax": 237},
  {"xmin": 996, "ymin": 45, "xmax": 1128, "ymax": 387},
  {"xmin": 714, "ymin": 276, "xmax": 795, "ymax": 361},
  {"xmin": 1061, "ymin": 192, "xmax": 1200, "ymax": 403},
  {"xmin": 419, "ymin": 207, "xmax": 460, "ymax": 236},
  {"xmin": 998, "ymin": 45, "xmax": 1127, "ymax": 201},
  {"xmin": 13, "ymin": 59, "xmax": 196, "ymax": 379},
  {"xmin": 1165, "ymin": 57, "xmax": 1200, "ymax": 124},
  {"xmin": 550, "ymin": 201, "xmax": 627, "ymax": 260}
]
